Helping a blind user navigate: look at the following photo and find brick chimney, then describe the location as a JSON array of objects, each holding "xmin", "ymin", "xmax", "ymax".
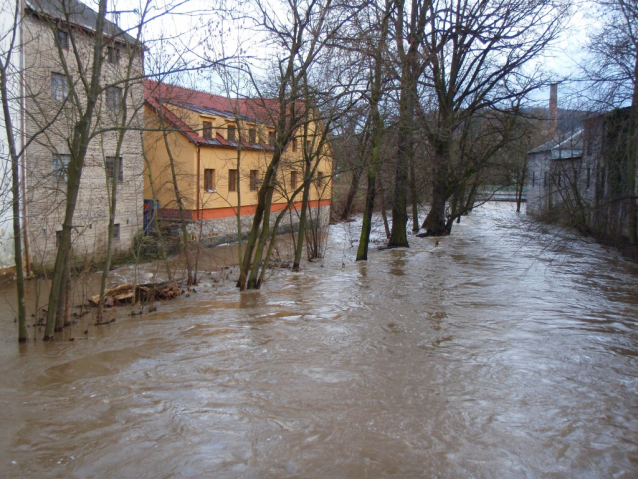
[{"xmin": 549, "ymin": 83, "xmax": 558, "ymax": 138}]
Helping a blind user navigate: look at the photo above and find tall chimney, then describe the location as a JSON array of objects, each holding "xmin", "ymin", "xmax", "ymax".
[{"xmin": 549, "ymin": 83, "xmax": 558, "ymax": 138}]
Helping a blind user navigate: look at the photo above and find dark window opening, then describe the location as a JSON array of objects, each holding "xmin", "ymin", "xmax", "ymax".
[
  {"xmin": 290, "ymin": 170, "xmax": 298, "ymax": 190},
  {"xmin": 269, "ymin": 131, "xmax": 275, "ymax": 147},
  {"xmin": 51, "ymin": 72, "xmax": 69, "ymax": 101},
  {"xmin": 203, "ymin": 121, "xmax": 212, "ymax": 140},
  {"xmin": 105, "ymin": 86, "xmax": 122, "ymax": 111},
  {"xmin": 106, "ymin": 156, "xmax": 123, "ymax": 182},
  {"xmin": 52, "ymin": 154, "xmax": 70, "ymax": 180},
  {"xmin": 229, "ymin": 169, "xmax": 238, "ymax": 192},
  {"xmin": 107, "ymin": 46, "xmax": 120, "ymax": 64},
  {"xmin": 249, "ymin": 129, "xmax": 256, "ymax": 144},
  {"xmin": 306, "ymin": 140, "xmax": 311, "ymax": 153},
  {"xmin": 532, "ymin": 171, "xmax": 535, "ymax": 187},
  {"xmin": 586, "ymin": 167, "xmax": 591, "ymax": 189},
  {"xmin": 250, "ymin": 170, "xmax": 259, "ymax": 191},
  {"xmin": 113, "ymin": 223, "xmax": 120, "ymax": 240},
  {"xmin": 56, "ymin": 30, "xmax": 69, "ymax": 50},
  {"xmin": 292, "ymin": 138, "xmax": 298, "ymax": 152},
  {"xmin": 227, "ymin": 125, "xmax": 236, "ymax": 142},
  {"xmin": 543, "ymin": 171, "xmax": 547, "ymax": 187},
  {"xmin": 204, "ymin": 168, "xmax": 215, "ymax": 192},
  {"xmin": 56, "ymin": 230, "xmax": 62, "ymax": 247}
]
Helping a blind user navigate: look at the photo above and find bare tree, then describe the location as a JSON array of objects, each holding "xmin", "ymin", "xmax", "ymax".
[{"xmin": 418, "ymin": 0, "xmax": 568, "ymax": 237}]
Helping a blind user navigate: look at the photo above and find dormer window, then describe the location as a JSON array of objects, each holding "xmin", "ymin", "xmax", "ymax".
[
  {"xmin": 56, "ymin": 30, "xmax": 69, "ymax": 50},
  {"xmin": 203, "ymin": 121, "xmax": 212, "ymax": 139},
  {"xmin": 249, "ymin": 128, "xmax": 256, "ymax": 144},
  {"xmin": 269, "ymin": 131, "xmax": 275, "ymax": 146},
  {"xmin": 228, "ymin": 125, "xmax": 236, "ymax": 142}
]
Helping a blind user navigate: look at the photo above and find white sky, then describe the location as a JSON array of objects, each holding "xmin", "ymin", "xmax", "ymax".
[{"xmin": 85, "ymin": 0, "xmax": 603, "ymax": 107}]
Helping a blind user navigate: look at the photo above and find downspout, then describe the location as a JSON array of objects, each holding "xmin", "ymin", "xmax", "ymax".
[
  {"xmin": 196, "ymin": 145, "xmax": 201, "ymax": 220},
  {"xmin": 19, "ymin": 0, "xmax": 31, "ymax": 276}
]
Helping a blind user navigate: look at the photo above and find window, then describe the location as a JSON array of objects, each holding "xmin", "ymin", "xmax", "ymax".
[
  {"xmin": 249, "ymin": 128, "xmax": 256, "ymax": 144},
  {"xmin": 106, "ymin": 156, "xmax": 123, "ymax": 182},
  {"xmin": 229, "ymin": 169, "xmax": 238, "ymax": 192},
  {"xmin": 586, "ymin": 167, "xmax": 591, "ymax": 189},
  {"xmin": 227, "ymin": 125, "xmax": 236, "ymax": 142},
  {"xmin": 269, "ymin": 131, "xmax": 275, "ymax": 146},
  {"xmin": 51, "ymin": 72, "xmax": 68, "ymax": 101},
  {"xmin": 55, "ymin": 30, "xmax": 69, "ymax": 50},
  {"xmin": 290, "ymin": 170, "xmax": 298, "ymax": 190},
  {"xmin": 250, "ymin": 170, "xmax": 259, "ymax": 191},
  {"xmin": 532, "ymin": 171, "xmax": 535, "ymax": 188},
  {"xmin": 56, "ymin": 230, "xmax": 62, "ymax": 247},
  {"xmin": 204, "ymin": 168, "xmax": 216, "ymax": 192},
  {"xmin": 292, "ymin": 138, "xmax": 298, "ymax": 152},
  {"xmin": 113, "ymin": 223, "xmax": 120, "ymax": 240},
  {"xmin": 105, "ymin": 86, "xmax": 122, "ymax": 111},
  {"xmin": 316, "ymin": 171, "xmax": 324, "ymax": 188},
  {"xmin": 52, "ymin": 154, "xmax": 70, "ymax": 180},
  {"xmin": 306, "ymin": 140, "xmax": 311, "ymax": 152},
  {"xmin": 203, "ymin": 121, "xmax": 212, "ymax": 140},
  {"xmin": 107, "ymin": 46, "xmax": 120, "ymax": 64}
]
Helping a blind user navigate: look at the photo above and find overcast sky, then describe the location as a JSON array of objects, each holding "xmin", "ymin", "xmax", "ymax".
[{"xmin": 95, "ymin": 0, "xmax": 601, "ymax": 108}]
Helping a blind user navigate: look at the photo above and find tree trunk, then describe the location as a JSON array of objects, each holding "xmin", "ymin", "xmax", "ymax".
[
  {"xmin": 356, "ymin": 163, "xmax": 378, "ymax": 261},
  {"xmin": 340, "ymin": 166, "xmax": 364, "ymax": 221},
  {"xmin": 409, "ymin": 156, "xmax": 419, "ymax": 232},
  {"xmin": 0, "ymin": 65, "xmax": 27, "ymax": 342},
  {"xmin": 141, "ymin": 140, "xmax": 172, "ymax": 280},
  {"xmin": 97, "ymin": 156, "xmax": 120, "ymax": 323},
  {"xmin": 160, "ymin": 114, "xmax": 194, "ymax": 286},
  {"xmin": 626, "ymin": 60, "xmax": 638, "ymax": 254},
  {"xmin": 422, "ymin": 141, "xmax": 450, "ymax": 236},
  {"xmin": 292, "ymin": 172, "xmax": 311, "ymax": 271},
  {"xmin": 44, "ymin": 0, "xmax": 108, "ymax": 340}
]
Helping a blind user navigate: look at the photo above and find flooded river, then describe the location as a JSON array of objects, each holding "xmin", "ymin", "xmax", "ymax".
[{"xmin": 1, "ymin": 203, "xmax": 638, "ymax": 478}]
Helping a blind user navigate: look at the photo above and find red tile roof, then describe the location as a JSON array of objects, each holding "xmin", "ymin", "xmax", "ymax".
[{"xmin": 145, "ymin": 80, "xmax": 280, "ymax": 149}]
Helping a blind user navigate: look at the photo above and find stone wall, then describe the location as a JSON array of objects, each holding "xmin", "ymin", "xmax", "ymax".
[
  {"xmin": 179, "ymin": 204, "xmax": 332, "ymax": 247},
  {"xmin": 22, "ymin": 13, "xmax": 145, "ymax": 267}
]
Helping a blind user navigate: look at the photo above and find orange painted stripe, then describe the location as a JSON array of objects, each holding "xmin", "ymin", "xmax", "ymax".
[{"xmin": 194, "ymin": 199, "xmax": 331, "ymax": 220}]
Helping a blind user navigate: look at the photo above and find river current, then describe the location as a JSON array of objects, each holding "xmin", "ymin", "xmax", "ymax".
[{"xmin": 1, "ymin": 203, "xmax": 638, "ymax": 478}]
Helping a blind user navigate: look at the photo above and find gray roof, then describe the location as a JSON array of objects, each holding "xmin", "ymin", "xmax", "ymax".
[
  {"xmin": 529, "ymin": 129, "xmax": 583, "ymax": 159},
  {"xmin": 25, "ymin": 0, "xmax": 140, "ymax": 45}
]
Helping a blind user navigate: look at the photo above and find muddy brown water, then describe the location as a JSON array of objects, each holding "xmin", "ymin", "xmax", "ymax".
[{"xmin": 1, "ymin": 203, "xmax": 638, "ymax": 478}]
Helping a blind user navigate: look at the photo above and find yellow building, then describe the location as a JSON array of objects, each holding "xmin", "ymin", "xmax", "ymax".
[{"xmin": 144, "ymin": 81, "xmax": 332, "ymax": 239}]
